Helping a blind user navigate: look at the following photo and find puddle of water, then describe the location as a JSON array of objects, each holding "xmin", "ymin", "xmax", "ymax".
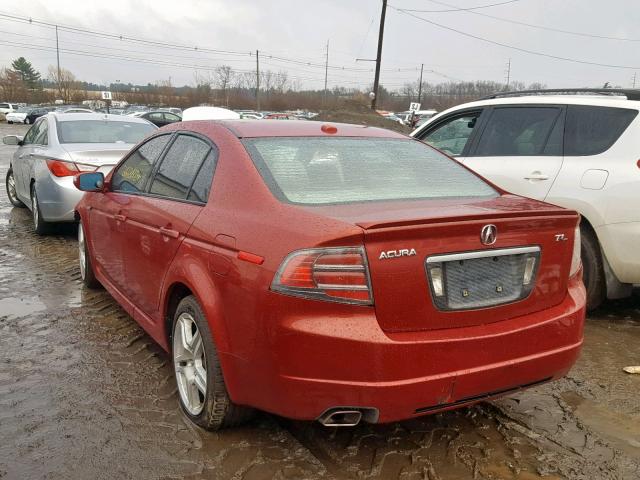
[
  {"xmin": 0, "ymin": 297, "xmax": 46, "ymax": 318},
  {"xmin": 562, "ymin": 391, "xmax": 640, "ymax": 458}
]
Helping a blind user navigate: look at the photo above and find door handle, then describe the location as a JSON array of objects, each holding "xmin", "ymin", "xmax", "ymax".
[
  {"xmin": 524, "ymin": 172, "xmax": 549, "ymax": 181},
  {"xmin": 159, "ymin": 227, "xmax": 179, "ymax": 239},
  {"xmin": 114, "ymin": 214, "xmax": 126, "ymax": 222}
]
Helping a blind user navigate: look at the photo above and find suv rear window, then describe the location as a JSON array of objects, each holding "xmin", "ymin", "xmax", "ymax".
[
  {"xmin": 564, "ymin": 105, "xmax": 637, "ymax": 156},
  {"xmin": 243, "ymin": 137, "xmax": 497, "ymax": 205}
]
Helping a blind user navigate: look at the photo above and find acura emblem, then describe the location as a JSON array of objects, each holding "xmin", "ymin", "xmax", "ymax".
[{"xmin": 480, "ymin": 224, "xmax": 497, "ymax": 245}]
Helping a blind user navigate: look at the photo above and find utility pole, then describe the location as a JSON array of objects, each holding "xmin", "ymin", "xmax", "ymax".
[
  {"xmin": 323, "ymin": 39, "xmax": 329, "ymax": 106},
  {"xmin": 255, "ymin": 49, "xmax": 260, "ymax": 110},
  {"xmin": 505, "ymin": 58, "xmax": 511, "ymax": 90},
  {"xmin": 371, "ymin": 0, "xmax": 387, "ymax": 110},
  {"xmin": 55, "ymin": 25, "xmax": 61, "ymax": 84},
  {"xmin": 417, "ymin": 63, "xmax": 424, "ymax": 105}
]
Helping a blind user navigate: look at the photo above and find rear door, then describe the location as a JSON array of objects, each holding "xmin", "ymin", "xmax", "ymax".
[
  {"xmin": 463, "ymin": 105, "xmax": 565, "ymax": 200},
  {"xmin": 120, "ymin": 133, "xmax": 217, "ymax": 319}
]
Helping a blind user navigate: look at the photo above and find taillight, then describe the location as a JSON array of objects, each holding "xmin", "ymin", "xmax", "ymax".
[
  {"xmin": 46, "ymin": 159, "xmax": 96, "ymax": 177},
  {"xmin": 271, "ymin": 247, "xmax": 373, "ymax": 305}
]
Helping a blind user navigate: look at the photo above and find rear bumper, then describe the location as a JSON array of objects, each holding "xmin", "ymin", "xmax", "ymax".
[
  {"xmin": 35, "ymin": 172, "xmax": 84, "ymax": 223},
  {"xmin": 227, "ymin": 275, "xmax": 585, "ymax": 423}
]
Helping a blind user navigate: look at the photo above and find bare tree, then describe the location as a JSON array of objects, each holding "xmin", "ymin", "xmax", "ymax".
[
  {"xmin": 214, "ymin": 65, "xmax": 234, "ymax": 106},
  {"xmin": 48, "ymin": 65, "xmax": 78, "ymax": 103},
  {"xmin": 0, "ymin": 68, "xmax": 26, "ymax": 101}
]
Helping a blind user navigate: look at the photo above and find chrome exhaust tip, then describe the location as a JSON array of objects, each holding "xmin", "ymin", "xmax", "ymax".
[
  {"xmin": 316, "ymin": 407, "xmax": 379, "ymax": 427},
  {"xmin": 318, "ymin": 409, "xmax": 362, "ymax": 427}
]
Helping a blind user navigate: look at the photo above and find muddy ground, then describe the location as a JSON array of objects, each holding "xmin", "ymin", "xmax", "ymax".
[{"xmin": 0, "ymin": 122, "xmax": 638, "ymax": 480}]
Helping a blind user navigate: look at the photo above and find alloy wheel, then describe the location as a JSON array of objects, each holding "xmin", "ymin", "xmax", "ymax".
[
  {"xmin": 78, "ymin": 224, "xmax": 86, "ymax": 280},
  {"xmin": 173, "ymin": 312, "xmax": 207, "ymax": 415},
  {"xmin": 32, "ymin": 191, "xmax": 39, "ymax": 226},
  {"xmin": 7, "ymin": 171, "xmax": 18, "ymax": 204}
]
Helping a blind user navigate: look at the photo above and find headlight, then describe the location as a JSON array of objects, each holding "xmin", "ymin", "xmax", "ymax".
[{"xmin": 570, "ymin": 226, "xmax": 581, "ymax": 277}]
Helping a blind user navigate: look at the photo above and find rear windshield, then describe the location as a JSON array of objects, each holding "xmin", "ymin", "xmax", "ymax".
[
  {"xmin": 57, "ymin": 120, "xmax": 155, "ymax": 144},
  {"xmin": 243, "ymin": 137, "xmax": 497, "ymax": 205}
]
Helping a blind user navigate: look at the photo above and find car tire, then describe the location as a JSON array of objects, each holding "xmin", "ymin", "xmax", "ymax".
[
  {"xmin": 172, "ymin": 295, "xmax": 253, "ymax": 430},
  {"xmin": 581, "ymin": 227, "xmax": 606, "ymax": 311},
  {"xmin": 6, "ymin": 168, "xmax": 25, "ymax": 208},
  {"xmin": 7, "ymin": 121, "xmax": 13, "ymax": 124},
  {"xmin": 30, "ymin": 185, "xmax": 50, "ymax": 235},
  {"xmin": 78, "ymin": 221, "xmax": 101, "ymax": 289}
]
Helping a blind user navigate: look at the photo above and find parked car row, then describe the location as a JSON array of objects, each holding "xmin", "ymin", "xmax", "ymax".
[{"xmin": 3, "ymin": 98, "xmax": 586, "ymax": 432}]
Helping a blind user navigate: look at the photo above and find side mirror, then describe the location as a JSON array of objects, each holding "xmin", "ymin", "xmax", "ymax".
[
  {"xmin": 3, "ymin": 135, "xmax": 23, "ymax": 146},
  {"xmin": 74, "ymin": 172, "xmax": 105, "ymax": 192}
]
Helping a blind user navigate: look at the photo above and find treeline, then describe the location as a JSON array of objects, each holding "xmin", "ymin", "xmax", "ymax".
[{"xmin": 1, "ymin": 57, "xmax": 551, "ymax": 111}]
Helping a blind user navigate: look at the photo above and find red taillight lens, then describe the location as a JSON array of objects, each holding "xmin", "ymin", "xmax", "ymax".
[
  {"xmin": 272, "ymin": 247, "xmax": 373, "ymax": 305},
  {"xmin": 46, "ymin": 159, "xmax": 96, "ymax": 177}
]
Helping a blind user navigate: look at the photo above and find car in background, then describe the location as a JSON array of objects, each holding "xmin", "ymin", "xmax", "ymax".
[
  {"xmin": 138, "ymin": 110, "xmax": 182, "ymax": 127},
  {"xmin": 3, "ymin": 112, "xmax": 157, "ymax": 234},
  {"xmin": 73, "ymin": 120, "xmax": 584, "ymax": 431},
  {"xmin": 0, "ymin": 102, "xmax": 17, "ymax": 116},
  {"xmin": 24, "ymin": 107, "xmax": 52, "ymax": 124},
  {"xmin": 412, "ymin": 88, "xmax": 640, "ymax": 309},
  {"xmin": 60, "ymin": 108, "xmax": 94, "ymax": 114},
  {"xmin": 5, "ymin": 106, "xmax": 31, "ymax": 124},
  {"xmin": 264, "ymin": 113, "xmax": 297, "ymax": 120}
]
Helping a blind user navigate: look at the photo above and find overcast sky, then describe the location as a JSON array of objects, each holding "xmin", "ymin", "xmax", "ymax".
[{"xmin": 1, "ymin": 0, "xmax": 639, "ymax": 92}]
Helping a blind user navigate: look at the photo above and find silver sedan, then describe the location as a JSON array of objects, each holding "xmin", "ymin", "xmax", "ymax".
[{"xmin": 3, "ymin": 112, "xmax": 157, "ymax": 234}]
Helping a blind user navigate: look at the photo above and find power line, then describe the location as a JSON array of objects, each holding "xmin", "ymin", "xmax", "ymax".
[
  {"xmin": 392, "ymin": 0, "xmax": 525, "ymax": 13},
  {"xmin": 0, "ymin": 12, "xmax": 374, "ymax": 73},
  {"xmin": 391, "ymin": 6, "xmax": 640, "ymax": 70},
  {"xmin": 415, "ymin": 0, "xmax": 640, "ymax": 42}
]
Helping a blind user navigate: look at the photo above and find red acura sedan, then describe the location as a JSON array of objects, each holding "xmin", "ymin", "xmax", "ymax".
[{"xmin": 74, "ymin": 120, "xmax": 585, "ymax": 429}]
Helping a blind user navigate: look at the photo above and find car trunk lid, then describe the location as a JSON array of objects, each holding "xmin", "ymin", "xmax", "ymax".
[{"xmin": 312, "ymin": 195, "xmax": 579, "ymax": 332}]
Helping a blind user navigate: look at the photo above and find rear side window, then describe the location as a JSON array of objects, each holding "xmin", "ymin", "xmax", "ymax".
[
  {"xmin": 244, "ymin": 137, "xmax": 497, "ymax": 205},
  {"xmin": 187, "ymin": 151, "xmax": 217, "ymax": 203},
  {"xmin": 111, "ymin": 134, "xmax": 171, "ymax": 193},
  {"xmin": 149, "ymin": 134, "xmax": 212, "ymax": 200},
  {"xmin": 475, "ymin": 107, "xmax": 562, "ymax": 156},
  {"xmin": 419, "ymin": 112, "xmax": 480, "ymax": 156},
  {"xmin": 564, "ymin": 105, "xmax": 637, "ymax": 156}
]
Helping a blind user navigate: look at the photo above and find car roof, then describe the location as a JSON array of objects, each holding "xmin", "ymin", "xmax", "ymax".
[
  {"xmin": 209, "ymin": 119, "xmax": 408, "ymax": 138},
  {"xmin": 50, "ymin": 112, "xmax": 153, "ymax": 123},
  {"xmin": 440, "ymin": 95, "xmax": 640, "ymax": 111}
]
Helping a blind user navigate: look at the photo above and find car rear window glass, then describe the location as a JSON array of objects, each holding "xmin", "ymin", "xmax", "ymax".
[
  {"xmin": 111, "ymin": 134, "xmax": 171, "ymax": 193},
  {"xmin": 475, "ymin": 107, "xmax": 561, "ymax": 156},
  {"xmin": 564, "ymin": 105, "xmax": 637, "ymax": 156},
  {"xmin": 57, "ymin": 120, "xmax": 155, "ymax": 144},
  {"xmin": 187, "ymin": 151, "xmax": 217, "ymax": 203},
  {"xmin": 149, "ymin": 135, "xmax": 211, "ymax": 200},
  {"xmin": 243, "ymin": 137, "xmax": 497, "ymax": 205}
]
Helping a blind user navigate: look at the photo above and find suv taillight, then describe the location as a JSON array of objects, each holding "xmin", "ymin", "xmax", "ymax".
[
  {"xmin": 46, "ymin": 159, "xmax": 96, "ymax": 177},
  {"xmin": 271, "ymin": 247, "xmax": 373, "ymax": 305}
]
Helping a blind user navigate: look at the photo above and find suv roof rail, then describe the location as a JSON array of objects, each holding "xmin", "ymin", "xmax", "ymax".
[{"xmin": 481, "ymin": 88, "xmax": 640, "ymax": 101}]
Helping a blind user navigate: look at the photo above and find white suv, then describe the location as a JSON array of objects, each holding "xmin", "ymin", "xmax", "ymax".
[{"xmin": 412, "ymin": 89, "xmax": 640, "ymax": 310}]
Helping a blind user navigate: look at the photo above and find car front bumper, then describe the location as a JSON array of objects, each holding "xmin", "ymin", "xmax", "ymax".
[{"xmin": 225, "ymin": 275, "xmax": 586, "ymax": 423}]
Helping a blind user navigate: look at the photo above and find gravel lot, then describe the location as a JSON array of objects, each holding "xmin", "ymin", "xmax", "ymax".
[{"xmin": 0, "ymin": 121, "xmax": 639, "ymax": 480}]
